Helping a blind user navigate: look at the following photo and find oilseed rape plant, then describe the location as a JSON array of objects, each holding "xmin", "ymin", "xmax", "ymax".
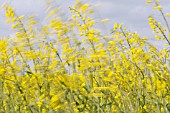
[{"xmin": 0, "ymin": 0, "xmax": 170, "ymax": 113}]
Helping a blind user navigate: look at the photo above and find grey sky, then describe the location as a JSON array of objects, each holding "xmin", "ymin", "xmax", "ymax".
[{"xmin": 0, "ymin": 0, "xmax": 170, "ymax": 48}]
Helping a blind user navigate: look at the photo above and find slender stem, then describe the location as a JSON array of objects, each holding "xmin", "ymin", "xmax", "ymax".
[{"xmin": 155, "ymin": 1, "xmax": 170, "ymax": 33}]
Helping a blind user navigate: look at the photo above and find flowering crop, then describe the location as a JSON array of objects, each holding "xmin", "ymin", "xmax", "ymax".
[{"xmin": 0, "ymin": 0, "xmax": 170, "ymax": 113}]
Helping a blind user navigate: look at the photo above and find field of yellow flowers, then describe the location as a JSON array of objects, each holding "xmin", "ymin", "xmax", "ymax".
[{"xmin": 0, "ymin": 0, "xmax": 170, "ymax": 113}]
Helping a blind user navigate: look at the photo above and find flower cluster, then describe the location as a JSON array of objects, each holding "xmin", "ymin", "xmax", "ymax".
[{"xmin": 0, "ymin": 0, "xmax": 170, "ymax": 113}]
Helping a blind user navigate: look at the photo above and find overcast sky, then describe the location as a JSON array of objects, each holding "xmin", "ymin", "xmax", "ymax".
[{"xmin": 0, "ymin": 0, "xmax": 170, "ymax": 48}]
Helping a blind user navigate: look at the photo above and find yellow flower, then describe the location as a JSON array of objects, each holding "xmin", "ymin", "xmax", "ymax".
[
  {"xmin": 81, "ymin": 4, "xmax": 89, "ymax": 12},
  {"xmin": 36, "ymin": 102, "xmax": 42, "ymax": 107}
]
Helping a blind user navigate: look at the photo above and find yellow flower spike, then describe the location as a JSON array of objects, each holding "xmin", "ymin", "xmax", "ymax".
[
  {"xmin": 143, "ymin": 105, "xmax": 147, "ymax": 109},
  {"xmin": 30, "ymin": 20, "xmax": 37, "ymax": 25},
  {"xmin": 101, "ymin": 18, "xmax": 110, "ymax": 24},
  {"xmin": 5, "ymin": 12, "xmax": 10, "ymax": 18},
  {"xmin": 166, "ymin": 13, "xmax": 170, "ymax": 17},
  {"xmin": 42, "ymin": 109, "xmax": 46, "ymax": 113},
  {"xmin": 153, "ymin": 4, "xmax": 162, "ymax": 10},
  {"xmin": 11, "ymin": 17, "xmax": 17, "ymax": 22},
  {"xmin": 18, "ymin": 15, "xmax": 24, "ymax": 20},
  {"xmin": 155, "ymin": 35, "xmax": 160, "ymax": 40},
  {"xmin": 47, "ymin": 8, "xmax": 59, "ymax": 18},
  {"xmin": 12, "ymin": 23, "xmax": 19, "ymax": 29},
  {"xmin": 36, "ymin": 101, "xmax": 42, "ymax": 107},
  {"xmin": 165, "ymin": 53, "xmax": 169, "ymax": 58},
  {"xmin": 0, "ymin": 68, "xmax": 6, "ymax": 74},
  {"xmin": 113, "ymin": 23, "xmax": 119, "ymax": 30},
  {"xmin": 146, "ymin": 0, "xmax": 152, "ymax": 4},
  {"xmin": 81, "ymin": 4, "xmax": 89, "ymax": 12},
  {"xmin": 164, "ymin": 44, "xmax": 168, "ymax": 46}
]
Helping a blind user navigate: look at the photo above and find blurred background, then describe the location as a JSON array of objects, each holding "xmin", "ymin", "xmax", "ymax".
[{"xmin": 0, "ymin": 0, "xmax": 170, "ymax": 48}]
